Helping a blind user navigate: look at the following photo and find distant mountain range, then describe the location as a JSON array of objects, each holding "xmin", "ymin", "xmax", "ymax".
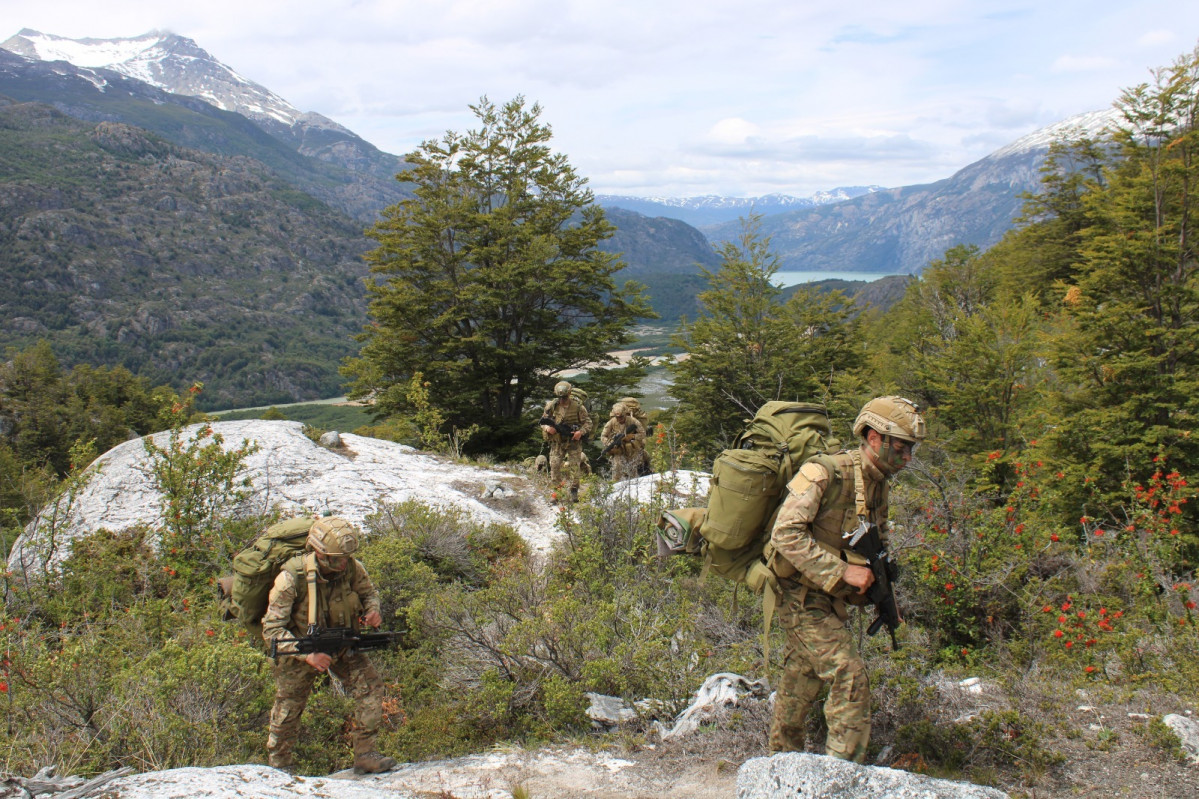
[
  {"xmin": 0, "ymin": 28, "xmax": 1123, "ymax": 406},
  {"xmin": 702, "ymin": 109, "xmax": 1119, "ymax": 274},
  {"xmin": 596, "ymin": 188, "xmax": 882, "ymax": 228}
]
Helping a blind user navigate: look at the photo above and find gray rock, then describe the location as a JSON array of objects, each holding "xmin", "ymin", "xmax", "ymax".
[
  {"xmin": 318, "ymin": 430, "xmax": 343, "ymax": 448},
  {"xmin": 8, "ymin": 420, "xmax": 561, "ymax": 578},
  {"xmin": 737, "ymin": 753, "xmax": 1010, "ymax": 798},
  {"xmin": 1163, "ymin": 714, "xmax": 1199, "ymax": 763},
  {"xmin": 659, "ymin": 672, "xmax": 770, "ymax": 740},
  {"xmin": 586, "ymin": 692, "xmax": 638, "ymax": 727}
]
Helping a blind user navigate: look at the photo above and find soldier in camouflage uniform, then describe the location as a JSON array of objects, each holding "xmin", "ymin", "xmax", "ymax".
[
  {"xmin": 765, "ymin": 397, "xmax": 926, "ymax": 762},
  {"xmin": 540, "ymin": 380, "xmax": 593, "ymax": 502},
  {"xmin": 599, "ymin": 402, "xmax": 646, "ymax": 481},
  {"xmin": 262, "ymin": 517, "xmax": 397, "ymax": 775}
]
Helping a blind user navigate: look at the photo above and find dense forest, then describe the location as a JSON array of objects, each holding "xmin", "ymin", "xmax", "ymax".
[{"xmin": 0, "ymin": 48, "xmax": 1197, "ymax": 795}]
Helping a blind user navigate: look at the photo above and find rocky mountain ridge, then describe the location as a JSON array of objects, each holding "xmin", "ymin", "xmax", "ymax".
[
  {"xmin": 1, "ymin": 29, "xmax": 413, "ymax": 224},
  {"xmin": 703, "ymin": 107, "xmax": 1122, "ymax": 274},
  {"xmin": 596, "ymin": 187, "xmax": 882, "ymax": 227}
]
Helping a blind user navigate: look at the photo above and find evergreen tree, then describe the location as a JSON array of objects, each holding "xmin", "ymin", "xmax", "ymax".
[
  {"xmin": 343, "ymin": 97, "xmax": 651, "ymax": 455},
  {"xmin": 669, "ymin": 216, "xmax": 863, "ymax": 455},
  {"xmin": 873, "ymin": 245, "xmax": 1042, "ymax": 460},
  {"xmin": 1049, "ymin": 47, "xmax": 1199, "ymax": 509}
]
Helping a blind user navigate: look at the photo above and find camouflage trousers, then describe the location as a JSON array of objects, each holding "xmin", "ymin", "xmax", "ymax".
[
  {"xmin": 266, "ymin": 651, "xmax": 385, "ymax": 769},
  {"xmin": 548, "ymin": 442, "xmax": 585, "ymax": 491},
  {"xmin": 607, "ymin": 450, "xmax": 642, "ymax": 482},
  {"xmin": 768, "ymin": 587, "xmax": 871, "ymax": 762}
]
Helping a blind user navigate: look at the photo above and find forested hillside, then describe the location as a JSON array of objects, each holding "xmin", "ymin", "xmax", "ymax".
[{"xmin": 0, "ymin": 97, "xmax": 372, "ymax": 409}]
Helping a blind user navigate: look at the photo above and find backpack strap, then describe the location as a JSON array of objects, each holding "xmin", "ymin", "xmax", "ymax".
[{"xmin": 304, "ymin": 552, "xmax": 319, "ymax": 631}]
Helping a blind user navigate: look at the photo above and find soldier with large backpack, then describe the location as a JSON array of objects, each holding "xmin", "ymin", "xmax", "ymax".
[
  {"xmin": 538, "ymin": 380, "xmax": 593, "ymax": 502},
  {"xmin": 259, "ymin": 517, "xmax": 397, "ymax": 775},
  {"xmin": 766, "ymin": 396, "xmax": 925, "ymax": 762}
]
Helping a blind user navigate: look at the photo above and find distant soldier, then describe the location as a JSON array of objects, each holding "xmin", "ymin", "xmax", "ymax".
[
  {"xmin": 261, "ymin": 518, "xmax": 397, "ymax": 775},
  {"xmin": 600, "ymin": 402, "xmax": 646, "ymax": 482},
  {"xmin": 618, "ymin": 396, "xmax": 653, "ymax": 476},
  {"xmin": 539, "ymin": 380, "xmax": 592, "ymax": 502}
]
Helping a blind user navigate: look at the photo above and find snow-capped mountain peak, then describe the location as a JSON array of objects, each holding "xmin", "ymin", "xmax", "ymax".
[
  {"xmin": 986, "ymin": 108, "xmax": 1122, "ymax": 160},
  {"xmin": 1, "ymin": 28, "xmax": 333, "ymax": 132}
]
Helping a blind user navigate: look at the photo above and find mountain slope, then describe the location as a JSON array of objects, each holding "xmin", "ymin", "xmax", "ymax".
[
  {"xmin": 0, "ymin": 30, "xmax": 412, "ymax": 223},
  {"xmin": 0, "ymin": 96, "xmax": 371, "ymax": 409},
  {"xmin": 703, "ymin": 109, "xmax": 1120, "ymax": 274}
]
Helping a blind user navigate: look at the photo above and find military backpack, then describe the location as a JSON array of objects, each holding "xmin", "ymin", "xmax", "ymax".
[
  {"xmin": 656, "ymin": 402, "xmax": 836, "ymax": 661},
  {"xmin": 219, "ymin": 516, "xmax": 317, "ymax": 648}
]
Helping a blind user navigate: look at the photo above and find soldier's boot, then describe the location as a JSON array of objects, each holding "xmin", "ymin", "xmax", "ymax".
[{"xmin": 353, "ymin": 751, "xmax": 398, "ymax": 774}]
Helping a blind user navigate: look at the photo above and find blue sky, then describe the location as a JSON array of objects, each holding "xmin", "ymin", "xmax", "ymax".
[{"xmin": 4, "ymin": 1, "xmax": 1198, "ymax": 197}]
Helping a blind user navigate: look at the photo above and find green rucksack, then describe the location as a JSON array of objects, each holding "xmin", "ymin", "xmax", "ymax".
[
  {"xmin": 222, "ymin": 516, "xmax": 317, "ymax": 648},
  {"xmin": 656, "ymin": 402, "xmax": 836, "ymax": 662}
]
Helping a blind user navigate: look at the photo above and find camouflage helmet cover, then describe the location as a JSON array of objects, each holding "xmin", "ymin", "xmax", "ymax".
[
  {"xmin": 554, "ymin": 380, "xmax": 573, "ymax": 398},
  {"xmin": 611, "ymin": 402, "xmax": 627, "ymax": 417},
  {"xmin": 853, "ymin": 396, "xmax": 926, "ymax": 443},
  {"xmin": 307, "ymin": 516, "xmax": 360, "ymax": 556}
]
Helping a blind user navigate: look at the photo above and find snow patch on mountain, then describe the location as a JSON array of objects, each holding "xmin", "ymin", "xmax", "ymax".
[
  {"xmin": 603, "ymin": 186, "xmax": 881, "ymax": 210},
  {"xmin": 986, "ymin": 108, "xmax": 1122, "ymax": 160},
  {"xmin": 1, "ymin": 28, "xmax": 341, "ymax": 132}
]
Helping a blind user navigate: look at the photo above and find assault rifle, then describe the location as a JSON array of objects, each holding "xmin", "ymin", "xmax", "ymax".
[
  {"xmin": 844, "ymin": 521, "xmax": 902, "ymax": 650},
  {"xmin": 270, "ymin": 625, "xmax": 404, "ymax": 659},
  {"xmin": 537, "ymin": 415, "xmax": 583, "ymax": 441},
  {"xmin": 601, "ymin": 423, "xmax": 640, "ymax": 458}
]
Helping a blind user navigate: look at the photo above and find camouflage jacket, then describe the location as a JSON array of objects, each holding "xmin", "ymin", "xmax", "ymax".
[
  {"xmin": 768, "ymin": 449, "xmax": 891, "ymax": 597},
  {"xmin": 542, "ymin": 396, "xmax": 593, "ymax": 441},
  {"xmin": 600, "ymin": 415, "xmax": 646, "ymax": 454},
  {"xmin": 262, "ymin": 554, "xmax": 382, "ymax": 660}
]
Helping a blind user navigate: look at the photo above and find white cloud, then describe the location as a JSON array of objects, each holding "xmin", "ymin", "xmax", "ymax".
[
  {"xmin": 706, "ymin": 118, "xmax": 760, "ymax": 146},
  {"xmin": 4, "ymin": 0, "xmax": 1199, "ymax": 196},
  {"xmin": 1051, "ymin": 55, "xmax": 1119, "ymax": 73}
]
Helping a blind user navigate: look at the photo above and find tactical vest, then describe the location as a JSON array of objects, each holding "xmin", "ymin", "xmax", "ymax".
[
  {"xmin": 767, "ymin": 449, "xmax": 890, "ymax": 597},
  {"xmin": 543, "ymin": 397, "xmax": 590, "ymax": 442},
  {"xmin": 281, "ymin": 554, "xmax": 366, "ymax": 634}
]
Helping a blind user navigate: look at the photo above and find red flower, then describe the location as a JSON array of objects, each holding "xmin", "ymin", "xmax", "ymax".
[
  {"xmin": 1058, "ymin": 615, "xmax": 1067, "ymax": 624},
  {"xmin": 1050, "ymin": 534, "xmax": 1060, "ymax": 542},
  {"xmin": 1187, "ymin": 601, "xmax": 1196, "ymax": 610},
  {"xmin": 944, "ymin": 583, "xmax": 955, "ymax": 591},
  {"xmin": 1077, "ymin": 612, "xmax": 1086, "ymax": 620},
  {"xmin": 1054, "ymin": 630, "xmax": 1064, "ymax": 638},
  {"xmin": 1014, "ymin": 524, "xmax": 1025, "ymax": 534},
  {"xmin": 205, "ymin": 629, "xmax": 215, "ymax": 637},
  {"xmin": 1062, "ymin": 602, "xmax": 1072, "ymax": 611},
  {"xmin": 1085, "ymin": 666, "xmax": 1095, "ymax": 673},
  {"xmin": 0, "ymin": 681, "xmax": 7, "ymax": 693},
  {"xmin": 1065, "ymin": 640, "xmax": 1074, "ymax": 649},
  {"xmin": 1042, "ymin": 605, "xmax": 1053, "ymax": 613},
  {"xmin": 1094, "ymin": 529, "xmax": 1104, "ymax": 537}
]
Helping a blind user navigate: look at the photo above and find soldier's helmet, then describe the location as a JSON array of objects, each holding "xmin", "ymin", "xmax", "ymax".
[
  {"xmin": 554, "ymin": 380, "xmax": 573, "ymax": 398},
  {"xmin": 307, "ymin": 517, "xmax": 360, "ymax": 556},
  {"xmin": 611, "ymin": 402, "xmax": 627, "ymax": 417},
  {"xmin": 853, "ymin": 396, "xmax": 926, "ymax": 443}
]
